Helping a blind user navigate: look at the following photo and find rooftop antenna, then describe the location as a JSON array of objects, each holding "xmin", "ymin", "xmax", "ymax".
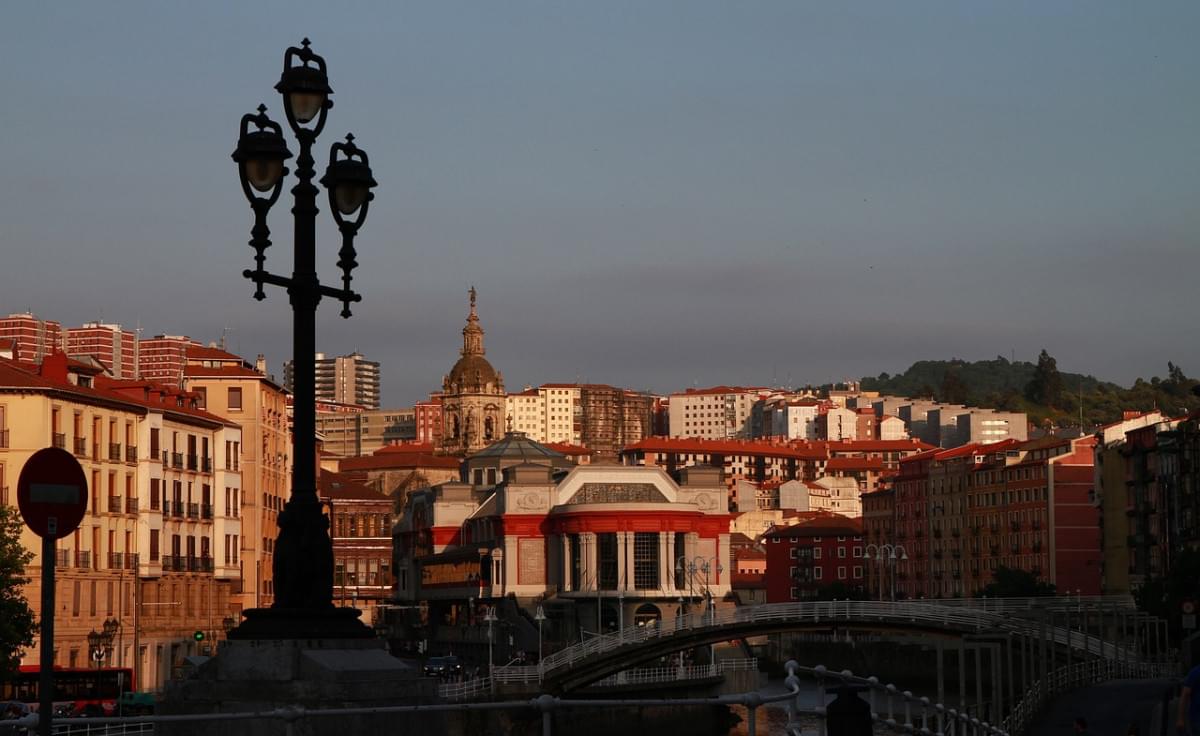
[{"xmin": 220, "ymin": 327, "xmax": 235, "ymax": 352}]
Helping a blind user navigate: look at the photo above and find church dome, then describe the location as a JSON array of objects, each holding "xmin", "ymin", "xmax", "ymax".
[
  {"xmin": 446, "ymin": 354, "xmax": 501, "ymax": 392},
  {"xmin": 441, "ymin": 287, "xmax": 504, "ymax": 395}
]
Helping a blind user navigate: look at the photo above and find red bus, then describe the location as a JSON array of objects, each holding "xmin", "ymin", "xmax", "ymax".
[{"xmin": 1, "ymin": 666, "xmax": 134, "ymax": 716}]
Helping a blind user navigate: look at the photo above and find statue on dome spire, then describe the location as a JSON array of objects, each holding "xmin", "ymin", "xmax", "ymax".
[{"xmin": 461, "ymin": 286, "xmax": 485, "ymax": 356}]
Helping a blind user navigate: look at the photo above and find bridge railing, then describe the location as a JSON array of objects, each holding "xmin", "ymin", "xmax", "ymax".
[
  {"xmin": 923, "ymin": 594, "xmax": 1136, "ymax": 613},
  {"xmin": 535, "ymin": 600, "xmax": 1142, "ymax": 679},
  {"xmin": 15, "ymin": 660, "xmax": 1008, "ymax": 736},
  {"xmin": 789, "ymin": 663, "xmax": 1010, "ymax": 736},
  {"xmin": 1001, "ymin": 658, "xmax": 1177, "ymax": 735},
  {"xmin": 590, "ymin": 658, "xmax": 759, "ymax": 688}
]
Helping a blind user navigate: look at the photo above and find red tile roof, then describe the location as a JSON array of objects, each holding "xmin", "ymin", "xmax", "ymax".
[
  {"xmin": 824, "ymin": 456, "xmax": 884, "ymax": 471},
  {"xmin": 766, "ymin": 513, "xmax": 863, "ymax": 538},
  {"xmin": 185, "ymin": 345, "xmax": 246, "ymax": 361},
  {"xmin": 375, "ymin": 442, "xmax": 438, "ymax": 455},
  {"xmin": 339, "ymin": 452, "xmax": 460, "ymax": 472},
  {"xmin": 0, "ymin": 356, "xmax": 235, "ymax": 428},
  {"xmin": 672, "ymin": 385, "xmax": 770, "ymax": 396},
  {"xmin": 318, "ymin": 469, "xmax": 389, "ymax": 501}
]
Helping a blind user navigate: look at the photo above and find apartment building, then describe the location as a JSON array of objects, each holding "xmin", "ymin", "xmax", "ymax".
[
  {"xmin": 667, "ymin": 386, "xmax": 768, "ymax": 439},
  {"xmin": 316, "ymin": 407, "xmax": 417, "ymax": 458},
  {"xmin": 0, "ymin": 312, "xmax": 62, "ymax": 363},
  {"xmin": 137, "ymin": 335, "xmax": 202, "ymax": 387},
  {"xmin": 182, "ymin": 345, "xmax": 289, "ymax": 610},
  {"xmin": 1, "ymin": 353, "xmax": 241, "ymax": 691},
  {"xmin": 64, "ymin": 322, "xmax": 139, "ymax": 380},
  {"xmin": 285, "ymin": 351, "xmax": 381, "ymax": 410}
]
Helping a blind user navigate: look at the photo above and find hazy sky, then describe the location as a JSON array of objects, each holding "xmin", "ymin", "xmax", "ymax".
[{"xmin": 2, "ymin": 3, "xmax": 1197, "ymax": 406}]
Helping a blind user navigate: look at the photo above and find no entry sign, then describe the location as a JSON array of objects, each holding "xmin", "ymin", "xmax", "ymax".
[{"xmin": 17, "ymin": 447, "xmax": 88, "ymax": 539}]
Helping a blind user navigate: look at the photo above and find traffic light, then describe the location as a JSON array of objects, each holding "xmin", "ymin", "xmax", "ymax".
[{"xmin": 193, "ymin": 630, "xmax": 205, "ymax": 642}]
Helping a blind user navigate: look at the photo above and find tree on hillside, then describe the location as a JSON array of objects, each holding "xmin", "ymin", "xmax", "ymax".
[
  {"xmin": 977, "ymin": 566, "xmax": 1055, "ymax": 597},
  {"xmin": 1025, "ymin": 349, "xmax": 1064, "ymax": 408},
  {"xmin": 939, "ymin": 369, "xmax": 970, "ymax": 405},
  {"xmin": 0, "ymin": 505, "xmax": 36, "ymax": 682}
]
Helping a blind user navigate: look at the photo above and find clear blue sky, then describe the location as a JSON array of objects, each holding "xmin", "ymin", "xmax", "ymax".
[{"xmin": 2, "ymin": 2, "xmax": 1197, "ymax": 406}]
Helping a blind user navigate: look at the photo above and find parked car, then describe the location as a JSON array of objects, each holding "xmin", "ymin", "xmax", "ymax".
[{"xmin": 422, "ymin": 656, "xmax": 463, "ymax": 679}]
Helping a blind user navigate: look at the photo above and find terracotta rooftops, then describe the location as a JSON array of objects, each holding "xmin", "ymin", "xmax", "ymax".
[
  {"xmin": 318, "ymin": 469, "xmax": 389, "ymax": 501},
  {"xmin": 185, "ymin": 345, "xmax": 246, "ymax": 362},
  {"xmin": 766, "ymin": 513, "xmax": 862, "ymax": 538}
]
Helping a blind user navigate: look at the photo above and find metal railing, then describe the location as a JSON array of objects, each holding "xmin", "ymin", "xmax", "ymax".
[
  {"xmin": 109, "ymin": 443, "xmax": 122, "ymax": 461},
  {"xmin": 108, "ymin": 496, "xmax": 122, "ymax": 513},
  {"xmin": 3, "ymin": 660, "xmax": 1016, "ymax": 736},
  {"xmin": 73, "ymin": 437, "xmax": 88, "ymax": 456},
  {"xmin": 126, "ymin": 445, "xmax": 138, "ymax": 463},
  {"xmin": 53, "ymin": 432, "xmax": 67, "ymax": 449},
  {"xmin": 126, "ymin": 497, "xmax": 138, "ymax": 514},
  {"xmin": 535, "ymin": 599, "xmax": 1143, "ymax": 680},
  {"xmin": 1002, "ymin": 658, "xmax": 1177, "ymax": 735},
  {"xmin": 0, "ymin": 428, "xmax": 8, "ymax": 447}
]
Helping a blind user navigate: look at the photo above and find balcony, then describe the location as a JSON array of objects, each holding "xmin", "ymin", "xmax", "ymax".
[
  {"xmin": 1010, "ymin": 520, "xmax": 1020, "ymax": 531},
  {"xmin": 75, "ymin": 550, "xmax": 92, "ymax": 568},
  {"xmin": 915, "ymin": 529, "xmax": 925, "ymax": 538},
  {"xmin": 125, "ymin": 497, "xmax": 138, "ymax": 514},
  {"xmin": 187, "ymin": 503, "xmax": 200, "ymax": 519},
  {"xmin": 126, "ymin": 445, "xmax": 138, "ymax": 463},
  {"xmin": 53, "ymin": 433, "xmax": 66, "ymax": 449},
  {"xmin": 171, "ymin": 500, "xmax": 185, "ymax": 519},
  {"xmin": 933, "ymin": 550, "xmax": 944, "ymax": 559},
  {"xmin": 1031, "ymin": 519, "xmax": 1041, "ymax": 530},
  {"xmin": 55, "ymin": 549, "xmax": 70, "ymax": 568},
  {"xmin": 150, "ymin": 494, "xmax": 160, "ymax": 511},
  {"xmin": 161, "ymin": 450, "xmax": 168, "ymax": 466},
  {"xmin": 73, "ymin": 436, "xmax": 88, "ymax": 457},
  {"xmin": 109, "ymin": 443, "xmax": 122, "ymax": 461},
  {"xmin": 109, "ymin": 552, "xmax": 124, "ymax": 569},
  {"xmin": 187, "ymin": 454, "xmax": 198, "ymax": 471},
  {"xmin": 1032, "ymin": 540, "xmax": 1042, "ymax": 552},
  {"xmin": 952, "ymin": 570, "xmax": 961, "ymax": 579},
  {"xmin": 1011, "ymin": 543, "xmax": 1020, "ymax": 554},
  {"xmin": 108, "ymin": 495, "xmax": 122, "ymax": 513},
  {"xmin": 163, "ymin": 554, "xmax": 184, "ymax": 572},
  {"xmin": 989, "ymin": 544, "xmax": 1000, "ymax": 555},
  {"xmin": 933, "ymin": 529, "xmax": 943, "ymax": 539},
  {"xmin": 126, "ymin": 553, "xmax": 138, "ymax": 570},
  {"xmin": 202, "ymin": 457, "xmax": 212, "ymax": 473},
  {"xmin": 201, "ymin": 504, "xmax": 213, "ymax": 520},
  {"xmin": 951, "ymin": 529, "xmax": 961, "ymax": 538},
  {"xmin": 172, "ymin": 453, "xmax": 184, "ymax": 469},
  {"xmin": 0, "ymin": 429, "xmax": 8, "ymax": 448},
  {"xmin": 199, "ymin": 556, "xmax": 214, "ymax": 573},
  {"xmin": 952, "ymin": 550, "xmax": 962, "ymax": 559}
]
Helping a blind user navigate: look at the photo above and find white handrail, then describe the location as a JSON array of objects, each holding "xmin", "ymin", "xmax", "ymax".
[{"xmin": 536, "ymin": 600, "xmax": 1147, "ymax": 678}]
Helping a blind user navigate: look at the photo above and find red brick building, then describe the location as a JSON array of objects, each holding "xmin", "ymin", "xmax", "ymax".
[
  {"xmin": 0, "ymin": 312, "xmax": 62, "ymax": 363},
  {"xmin": 138, "ymin": 335, "xmax": 202, "ymax": 387},
  {"xmin": 65, "ymin": 322, "xmax": 138, "ymax": 380},
  {"xmin": 764, "ymin": 514, "xmax": 865, "ymax": 602}
]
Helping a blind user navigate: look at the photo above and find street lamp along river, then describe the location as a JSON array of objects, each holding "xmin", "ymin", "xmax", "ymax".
[{"xmin": 228, "ymin": 39, "xmax": 377, "ymax": 640}]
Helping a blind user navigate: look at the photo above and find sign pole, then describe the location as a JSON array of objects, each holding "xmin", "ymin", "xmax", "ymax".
[{"xmin": 38, "ymin": 533, "xmax": 55, "ymax": 736}]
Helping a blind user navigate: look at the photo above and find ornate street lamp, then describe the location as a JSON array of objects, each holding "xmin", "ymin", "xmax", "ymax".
[{"xmin": 230, "ymin": 39, "xmax": 377, "ymax": 639}]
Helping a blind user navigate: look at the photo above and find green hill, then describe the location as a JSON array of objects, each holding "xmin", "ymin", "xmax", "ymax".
[{"xmin": 859, "ymin": 354, "xmax": 1200, "ymax": 428}]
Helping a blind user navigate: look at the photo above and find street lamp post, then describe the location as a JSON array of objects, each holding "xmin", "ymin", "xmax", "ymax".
[
  {"xmin": 229, "ymin": 39, "xmax": 377, "ymax": 640},
  {"xmin": 865, "ymin": 543, "xmax": 908, "ymax": 601},
  {"xmin": 483, "ymin": 605, "xmax": 498, "ymax": 674},
  {"xmin": 87, "ymin": 618, "xmax": 119, "ymax": 667},
  {"xmin": 534, "ymin": 605, "xmax": 546, "ymax": 681}
]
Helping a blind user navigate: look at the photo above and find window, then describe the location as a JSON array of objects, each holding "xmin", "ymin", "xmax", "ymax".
[
  {"xmin": 228, "ymin": 387, "xmax": 243, "ymax": 410},
  {"xmin": 633, "ymin": 532, "xmax": 659, "ymax": 590},
  {"xmin": 838, "ymin": 566, "xmax": 847, "ymax": 580},
  {"xmin": 813, "ymin": 567, "xmax": 822, "ymax": 580},
  {"xmin": 838, "ymin": 547, "xmax": 847, "ymax": 558},
  {"xmin": 194, "ymin": 387, "xmax": 207, "ymax": 409},
  {"xmin": 853, "ymin": 566, "xmax": 863, "ymax": 578},
  {"xmin": 597, "ymin": 533, "xmax": 618, "ymax": 590},
  {"xmin": 813, "ymin": 547, "xmax": 821, "ymax": 559}
]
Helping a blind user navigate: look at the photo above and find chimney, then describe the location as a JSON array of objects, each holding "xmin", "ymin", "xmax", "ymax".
[{"xmin": 256, "ymin": 354, "xmax": 267, "ymax": 375}]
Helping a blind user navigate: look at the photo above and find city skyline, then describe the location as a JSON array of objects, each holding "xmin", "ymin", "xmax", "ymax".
[{"xmin": 3, "ymin": 3, "xmax": 1198, "ymax": 406}]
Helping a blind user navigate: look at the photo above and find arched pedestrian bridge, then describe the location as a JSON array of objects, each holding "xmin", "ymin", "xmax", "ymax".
[{"xmin": 514, "ymin": 599, "xmax": 1154, "ymax": 693}]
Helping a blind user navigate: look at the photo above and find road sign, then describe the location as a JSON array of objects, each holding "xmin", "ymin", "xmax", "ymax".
[
  {"xmin": 1182, "ymin": 600, "xmax": 1196, "ymax": 615},
  {"xmin": 1184, "ymin": 614, "xmax": 1197, "ymax": 631},
  {"xmin": 17, "ymin": 447, "xmax": 88, "ymax": 539}
]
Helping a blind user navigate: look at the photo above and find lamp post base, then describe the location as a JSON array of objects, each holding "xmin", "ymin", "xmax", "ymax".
[{"xmin": 226, "ymin": 606, "xmax": 374, "ymax": 640}]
